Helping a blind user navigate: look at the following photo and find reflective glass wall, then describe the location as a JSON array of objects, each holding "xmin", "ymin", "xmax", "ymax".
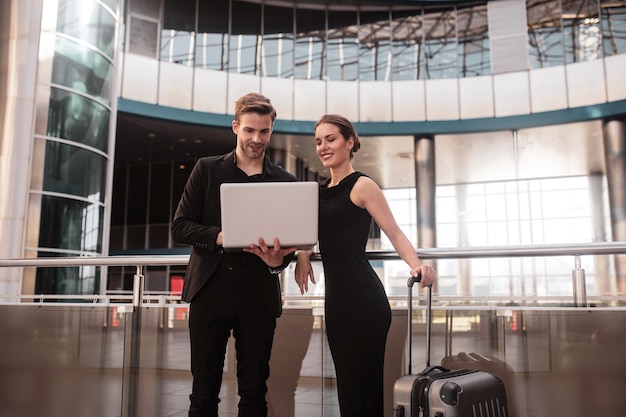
[
  {"xmin": 129, "ymin": 0, "xmax": 495, "ymax": 80},
  {"xmin": 124, "ymin": 0, "xmax": 626, "ymax": 81},
  {"xmin": 527, "ymin": 0, "xmax": 626, "ymax": 68},
  {"xmin": 27, "ymin": 0, "xmax": 120, "ymax": 295}
]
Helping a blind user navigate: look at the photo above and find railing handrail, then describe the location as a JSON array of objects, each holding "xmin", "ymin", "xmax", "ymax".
[{"xmin": 2, "ymin": 241, "xmax": 626, "ymax": 268}]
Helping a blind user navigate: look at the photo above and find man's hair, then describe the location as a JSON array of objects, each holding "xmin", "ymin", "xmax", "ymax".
[{"xmin": 234, "ymin": 93, "xmax": 277, "ymax": 122}]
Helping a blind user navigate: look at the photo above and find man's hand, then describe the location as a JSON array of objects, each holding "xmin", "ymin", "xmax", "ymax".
[{"xmin": 243, "ymin": 237, "xmax": 296, "ymax": 268}]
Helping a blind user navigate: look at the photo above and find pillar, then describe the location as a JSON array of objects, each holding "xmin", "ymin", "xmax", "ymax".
[
  {"xmin": 0, "ymin": 0, "xmax": 44, "ymax": 297},
  {"xmin": 414, "ymin": 135, "xmax": 437, "ymax": 275},
  {"xmin": 602, "ymin": 118, "xmax": 626, "ymax": 294},
  {"xmin": 588, "ymin": 173, "xmax": 612, "ymax": 295},
  {"xmin": 456, "ymin": 183, "xmax": 471, "ymax": 296}
]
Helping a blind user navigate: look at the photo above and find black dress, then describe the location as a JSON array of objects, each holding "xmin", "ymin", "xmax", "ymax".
[{"xmin": 319, "ymin": 172, "xmax": 392, "ymax": 417}]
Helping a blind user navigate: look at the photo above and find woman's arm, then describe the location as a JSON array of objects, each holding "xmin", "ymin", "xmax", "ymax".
[{"xmin": 351, "ymin": 176, "xmax": 436, "ymax": 287}]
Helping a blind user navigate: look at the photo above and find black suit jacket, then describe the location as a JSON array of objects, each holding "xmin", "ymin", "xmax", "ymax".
[{"xmin": 171, "ymin": 151, "xmax": 297, "ymax": 304}]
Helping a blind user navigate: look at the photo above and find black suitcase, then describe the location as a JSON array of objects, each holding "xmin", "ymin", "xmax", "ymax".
[{"xmin": 393, "ymin": 275, "xmax": 509, "ymax": 417}]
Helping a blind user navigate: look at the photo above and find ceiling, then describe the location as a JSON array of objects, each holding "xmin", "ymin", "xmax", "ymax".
[
  {"xmin": 114, "ymin": 113, "xmax": 417, "ymax": 187},
  {"xmin": 114, "ymin": 113, "xmax": 606, "ymax": 189}
]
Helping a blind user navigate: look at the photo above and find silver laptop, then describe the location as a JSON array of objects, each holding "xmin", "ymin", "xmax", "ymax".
[{"xmin": 220, "ymin": 181, "xmax": 318, "ymax": 250}]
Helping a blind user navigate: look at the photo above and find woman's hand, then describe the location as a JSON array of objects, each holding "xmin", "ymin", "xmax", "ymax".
[
  {"xmin": 410, "ymin": 264, "xmax": 437, "ymax": 288},
  {"xmin": 294, "ymin": 250, "xmax": 315, "ymax": 294}
]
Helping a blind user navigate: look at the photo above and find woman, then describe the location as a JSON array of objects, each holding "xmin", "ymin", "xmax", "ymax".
[{"xmin": 295, "ymin": 114, "xmax": 437, "ymax": 417}]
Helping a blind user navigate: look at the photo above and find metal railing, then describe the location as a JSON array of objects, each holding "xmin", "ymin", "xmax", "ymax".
[
  {"xmin": 2, "ymin": 241, "xmax": 626, "ymax": 417},
  {"xmin": 3, "ymin": 241, "xmax": 626, "ymax": 306}
]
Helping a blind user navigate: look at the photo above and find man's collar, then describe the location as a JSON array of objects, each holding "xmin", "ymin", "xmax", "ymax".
[{"xmin": 228, "ymin": 150, "xmax": 276, "ymax": 176}]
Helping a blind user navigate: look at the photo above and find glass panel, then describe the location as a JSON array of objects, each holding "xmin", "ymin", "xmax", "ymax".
[
  {"xmin": 56, "ymin": 0, "xmax": 117, "ymax": 58},
  {"xmin": 423, "ymin": 9, "xmax": 458, "ymax": 79},
  {"xmin": 457, "ymin": 4, "xmax": 490, "ymax": 77},
  {"xmin": 111, "ymin": 165, "xmax": 127, "ymax": 225},
  {"xmin": 41, "ymin": 140, "xmax": 107, "ymax": 202},
  {"xmin": 171, "ymin": 160, "xmax": 194, "ymax": 216},
  {"xmin": 148, "ymin": 224, "xmax": 170, "ymax": 248},
  {"xmin": 126, "ymin": 225, "xmax": 147, "ymax": 249},
  {"xmin": 601, "ymin": 3, "xmax": 626, "ymax": 56},
  {"xmin": 101, "ymin": 0, "xmax": 117, "ymax": 12},
  {"xmin": 161, "ymin": 0, "xmax": 196, "ymax": 65},
  {"xmin": 109, "ymin": 225, "xmax": 124, "ymax": 251},
  {"xmin": 527, "ymin": 0, "xmax": 565, "ymax": 68},
  {"xmin": 485, "ymin": 194, "xmax": 506, "ymax": 221},
  {"xmin": 230, "ymin": 1, "xmax": 261, "ymax": 74},
  {"xmin": 390, "ymin": 10, "xmax": 422, "ymax": 81},
  {"xmin": 107, "ymin": 265, "xmax": 135, "ymax": 290},
  {"xmin": 294, "ymin": 7, "xmax": 325, "ymax": 80},
  {"xmin": 435, "ymin": 173, "xmax": 598, "ymax": 255},
  {"xmin": 47, "ymin": 87, "xmax": 110, "ymax": 152},
  {"xmin": 130, "ymin": 0, "xmax": 160, "ymax": 18},
  {"xmin": 127, "ymin": 164, "xmax": 149, "ymax": 225},
  {"xmin": 51, "ymin": 36, "xmax": 114, "ymax": 105},
  {"xmin": 197, "ymin": 0, "xmax": 229, "ymax": 70},
  {"xmin": 0, "ymin": 303, "xmax": 128, "ymax": 414},
  {"xmin": 357, "ymin": 10, "xmax": 393, "ymax": 81},
  {"xmin": 128, "ymin": 16, "xmax": 159, "ymax": 58},
  {"xmin": 149, "ymin": 163, "xmax": 172, "ymax": 223},
  {"xmin": 562, "ymin": 0, "xmax": 601, "ymax": 63},
  {"xmin": 145, "ymin": 267, "xmax": 168, "ymax": 292},
  {"xmin": 327, "ymin": 10, "xmax": 358, "ymax": 81},
  {"xmin": 376, "ymin": 27, "xmax": 393, "ymax": 81},
  {"xmin": 35, "ymin": 254, "xmax": 100, "ymax": 295},
  {"xmin": 263, "ymin": 4, "xmax": 294, "ymax": 78},
  {"xmin": 37, "ymin": 195, "xmax": 104, "ymax": 253}
]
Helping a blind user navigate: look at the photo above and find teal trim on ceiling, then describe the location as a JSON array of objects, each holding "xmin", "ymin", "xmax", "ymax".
[{"xmin": 118, "ymin": 98, "xmax": 626, "ymax": 137}]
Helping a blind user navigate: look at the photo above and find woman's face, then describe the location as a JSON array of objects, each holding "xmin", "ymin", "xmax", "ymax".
[{"xmin": 314, "ymin": 123, "xmax": 353, "ymax": 168}]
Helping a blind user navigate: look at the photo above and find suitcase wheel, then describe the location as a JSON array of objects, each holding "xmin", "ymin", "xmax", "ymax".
[{"xmin": 440, "ymin": 381, "xmax": 462, "ymax": 405}]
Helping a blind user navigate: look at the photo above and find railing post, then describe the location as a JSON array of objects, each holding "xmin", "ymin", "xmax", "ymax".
[
  {"xmin": 572, "ymin": 255, "xmax": 587, "ymax": 307},
  {"xmin": 121, "ymin": 265, "xmax": 144, "ymax": 417}
]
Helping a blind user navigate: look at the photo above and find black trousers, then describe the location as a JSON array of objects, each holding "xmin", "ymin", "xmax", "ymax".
[{"xmin": 188, "ymin": 259, "xmax": 278, "ymax": 417}]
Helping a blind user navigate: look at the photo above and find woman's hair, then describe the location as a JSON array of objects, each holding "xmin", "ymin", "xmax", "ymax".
[
  {"xmin": 234, "ymin": 92, "xmax": 277, "ymax": 122},
  {"xmin": 314, "ymin": 114, "xmax": 361, "ymax": 158}
]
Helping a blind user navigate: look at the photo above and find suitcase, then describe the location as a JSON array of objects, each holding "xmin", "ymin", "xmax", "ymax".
[
  {"xmin": 440, "ymin": 352, "xmax": 517, "ymax": 417},
  {"xmin": 393, "ymin": 275, "xmax": 509, "ymax": 417}
]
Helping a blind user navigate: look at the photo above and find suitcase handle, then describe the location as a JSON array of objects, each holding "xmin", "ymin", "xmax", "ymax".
[{"xmin": 407, "ymin": 273, "xmax": 432, "ymax": 374}]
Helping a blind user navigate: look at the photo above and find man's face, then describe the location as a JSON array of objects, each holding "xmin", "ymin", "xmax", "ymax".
[{"xmin": 232, "ymin": 112, "xmax": 273, "ymax": 160}]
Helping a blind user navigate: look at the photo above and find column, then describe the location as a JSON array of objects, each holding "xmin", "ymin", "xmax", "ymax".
[
  {"xmin": 456, "ymin": 183, "xmax": 471, "ymax": 296},
  {"xmin": 602, "ymin": 118, "xmax": 626, "ymax": 294},
  {"xmin": 588, "ymin": 173, "xmax": 612, "ymax": 295},
  {"xmin": 414, "ymin": 135, "xmax": 437, "ymax": 272},
  {"xmin": 0, "ymin": 0, "xmax": 44, "ymax": 297}
]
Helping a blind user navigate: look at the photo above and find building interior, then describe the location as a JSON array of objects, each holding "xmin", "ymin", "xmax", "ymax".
[{"xmin": 1, "ymin": 0, "xmax": 626, "ymax": 416}]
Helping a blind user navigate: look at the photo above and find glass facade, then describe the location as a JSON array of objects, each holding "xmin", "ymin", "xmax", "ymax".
[
  {"xmin": 30, "ymin": 0, "xmax": 119, "ymax": 295},
  {"xmin": 601, "ymin": 2, "xmax": 626, "ymax": 56},
  {"xmin": 528, "ymin": 0, "xmax": 626, "ymax": 68},
  {"xmin": 159, "ymin": 0, "xmax": 496, "ymax": 80},
  {"xmin": 371, "ymin": 169, "xmax": 609, "ymax": 299},
  {"xmin": 108, "ymin": 159, "xmax": 194, "ymax": 291},
  {"xmin": 151, "ymin": 0, "xmax": 626, "ymax": 79},
  {"xmin": 432, "ymin": 176, "xmax": 607, "ymax": 297}
]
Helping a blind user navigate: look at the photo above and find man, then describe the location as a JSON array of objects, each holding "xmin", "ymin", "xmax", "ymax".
[{"xmin": 171, "ymin": 92, "xmax": 297, "ymax": 417}]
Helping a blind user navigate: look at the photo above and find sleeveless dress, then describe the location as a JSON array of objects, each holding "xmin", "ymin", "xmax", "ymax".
[{"xmin": 318, "ymin": 172, "xmax": 392, "ymax": 417}]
